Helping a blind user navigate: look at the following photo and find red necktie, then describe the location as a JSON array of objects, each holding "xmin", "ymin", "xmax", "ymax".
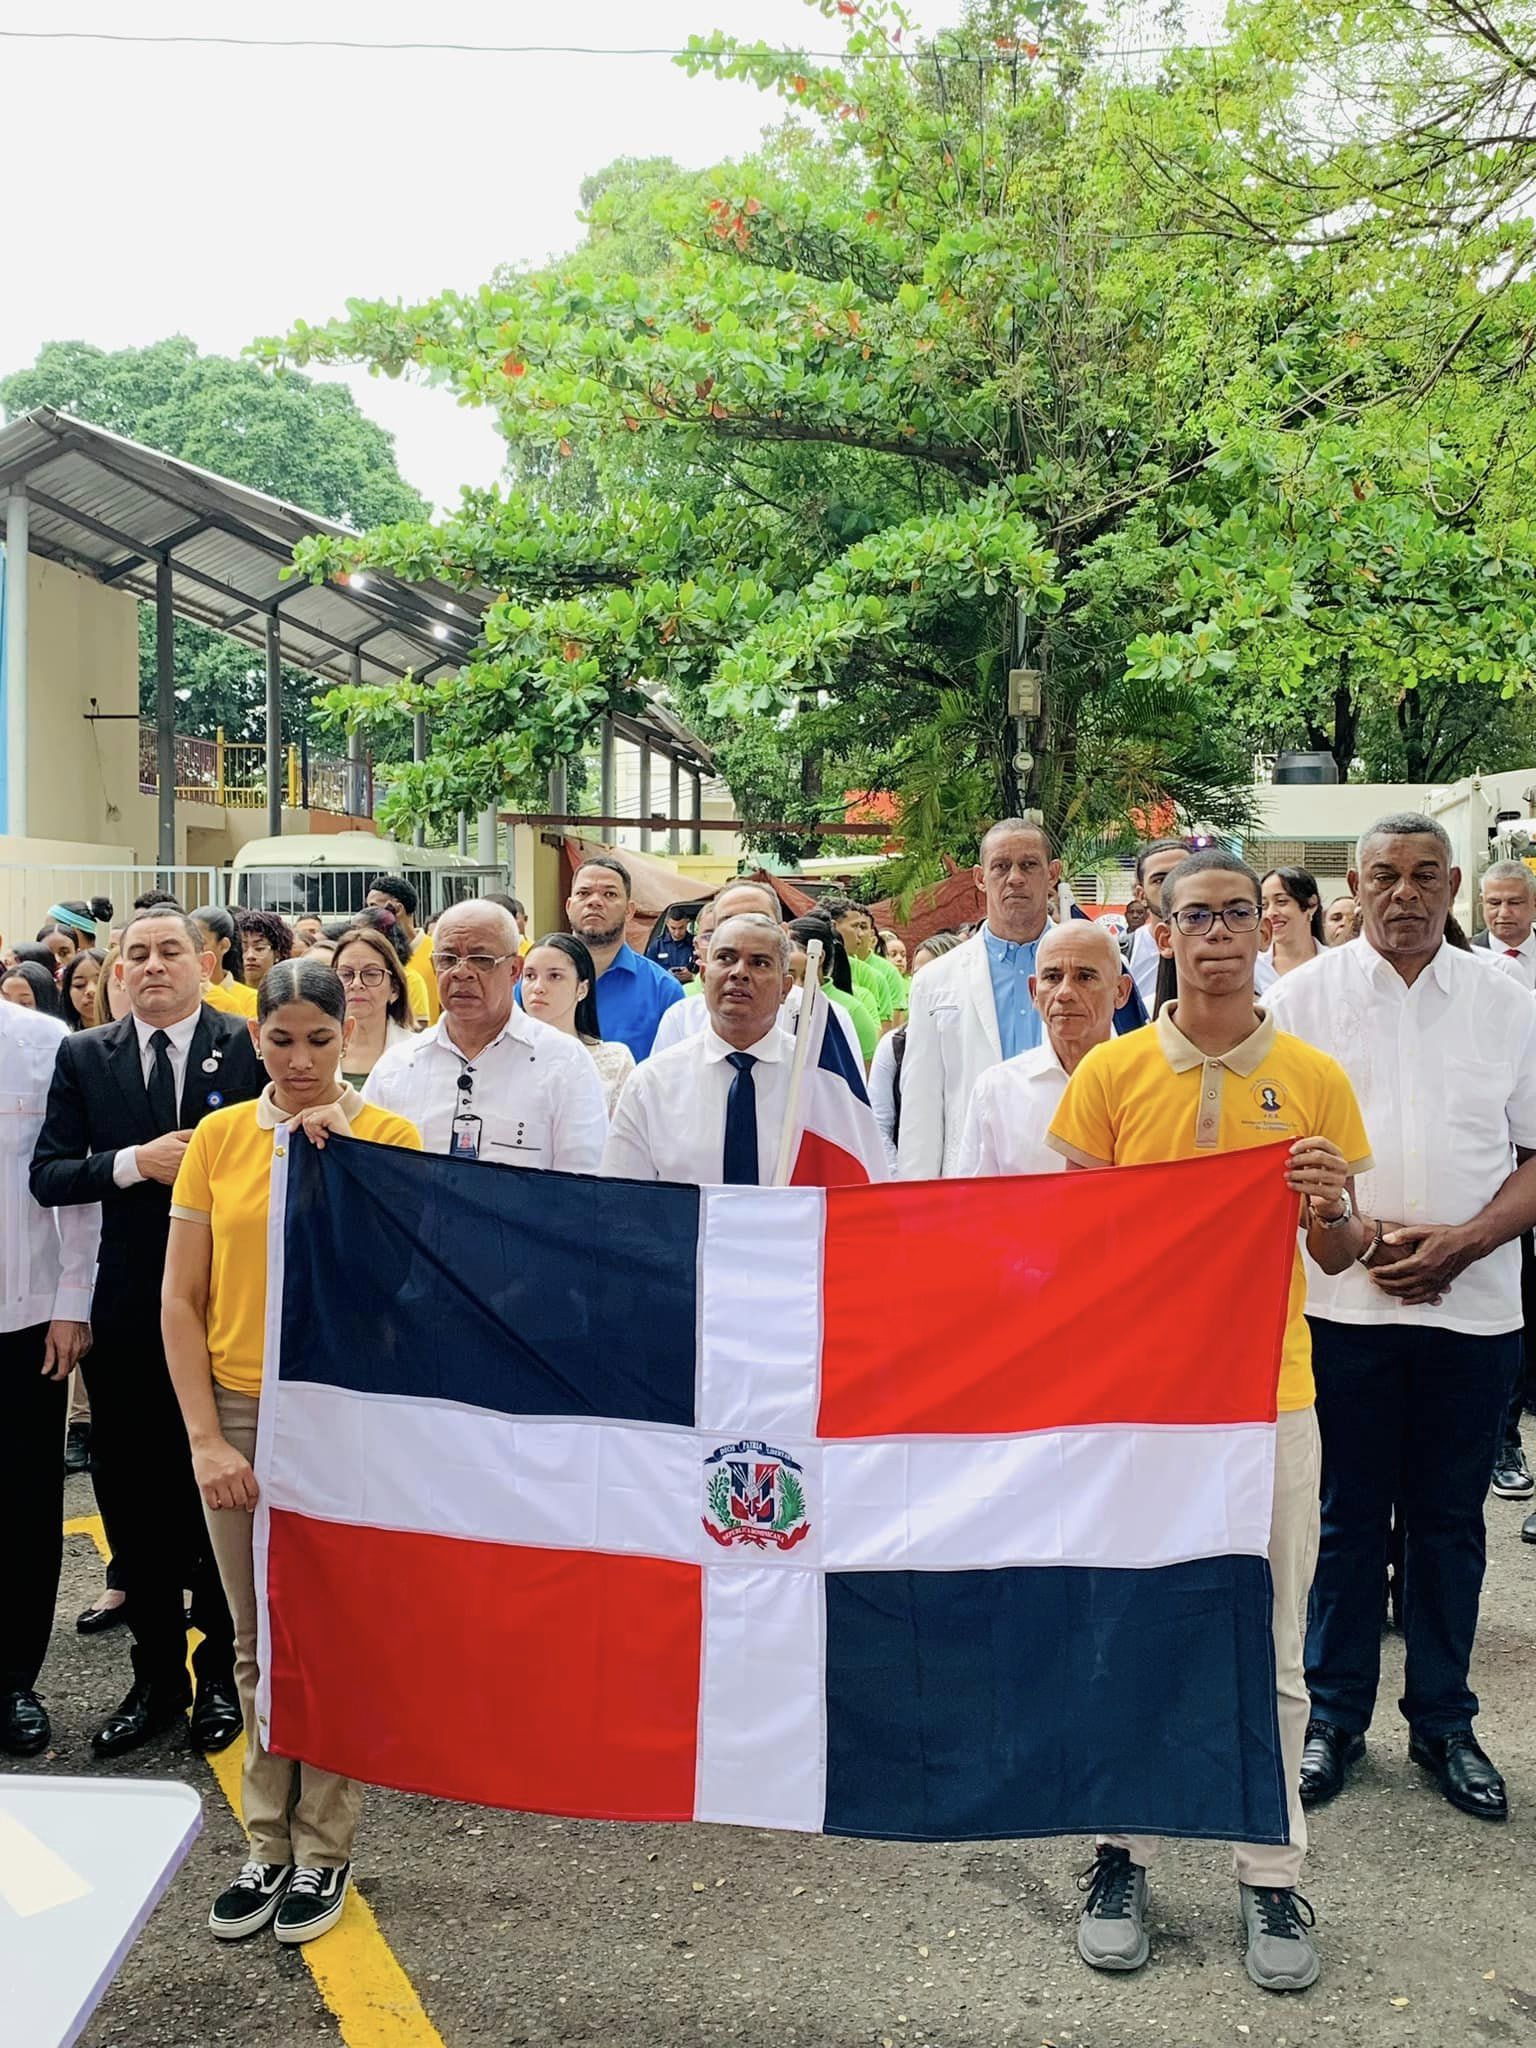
[{"xmin": 1507, "ymin": 948, "xmax": 1522, "ymax": 959}]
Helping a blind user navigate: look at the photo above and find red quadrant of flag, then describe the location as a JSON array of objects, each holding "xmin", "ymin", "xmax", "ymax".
[
  {"xmin": 264, "ymin": 1512, "xmax": 703, "ymax": 1818},
  {"xmin": 817, "ymin": 1145, "xmax": 1298, "ymax": 1438}
]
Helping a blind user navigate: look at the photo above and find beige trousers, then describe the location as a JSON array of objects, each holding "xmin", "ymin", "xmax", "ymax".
[
  {"xmin": 204, "ymin": 1385, "xmax": 362, "ymax": 1869},
  {"xmin": 1102, "ymin": 1403, "xmax": 1322, "ymax": 1890},
  {"xmin": 67, "ymin": 1367, "xmax": 90, "ymax": 1427}
]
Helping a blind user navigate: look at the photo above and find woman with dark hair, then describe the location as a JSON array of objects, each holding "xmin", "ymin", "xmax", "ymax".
[
  {"xmin": 9, "ymin": 941, "xmax": 62, "ymax": 976},
  {"xmin": 350, "ymin": 907, "xmax": 431, "ymax": 1023},
  {"xmin": 2, "ymin": 960, "xmax": 62, "ymax": 1017},
  {"xmin": 235, "ymin": 909, "xmax": 293, "ymax": 987},
  {"xmin": 333, "ymin": 925, "xmax": 416, "ymax": 1086},
  {"xmin": 195, "ymin": 907, "xmax": 257, "ymax": 1018},
  {"xmin": 45, "ymin": 898, "xmax": 113, "ymax": 949},
  {"xmin": 163, "ymin": 959, "xmax": 420, "ymax": 1946},
  {"xmin": 60, "ymin": 948, "xmax": 104, "ymax": 1031},
  {"xmin": 785, "ymin": 914, "xmax": 878, "ymax": 1064},
  {"xmin": 1259, "ymin": 867, "xmax": 1326, "ymax": 981},
  {"xmin": 520, "ymin": 931, "xmax": 635, "ymax": 1113}
]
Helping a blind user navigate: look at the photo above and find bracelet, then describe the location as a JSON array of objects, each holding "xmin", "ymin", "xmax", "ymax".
[{"xmin": 1357, "ymin": 1216, "xmax": 1386, "ymax": 1268}]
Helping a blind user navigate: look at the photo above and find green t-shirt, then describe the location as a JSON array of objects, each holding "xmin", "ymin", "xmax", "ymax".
[
  {"xmin": 828, "ymin": 981, "xmax": 880, "ymax": 1063},
  {"xmin": 852, "ymin": 951, "xmax": 906, "ymax": 1023}
]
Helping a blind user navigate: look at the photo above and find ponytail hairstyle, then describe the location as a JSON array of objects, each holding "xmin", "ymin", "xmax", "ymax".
[
  {"xmin": 46, "ymin": 898, "xmax": 113, "ymax": 946},
  {"xmin": 194, "ymin": 904, "xmax": 245, "ymax": 982},
  {"xmin": 786, "ymin": 913, "xmax": 854, "ymax": 995},
  {"xmin": 255, "ymin": 958, "xmax": 348, "ymax": 1028}
]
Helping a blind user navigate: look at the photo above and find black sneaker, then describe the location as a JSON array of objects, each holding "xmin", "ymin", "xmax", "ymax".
[
  {"xmin": 273, "ymin": 1862, "xmax": 351, "ymax": 1944},
  {"xmin": 209, "ymin": 1860, "xmax": 293, "ymax": 1939},
  {"xmin": 1491, "ymin": 1443, "xmax": 1534, "ymax": 1500},
  {"xmin": 64, "ymin": 1423, "xmax": 91, "ymax": 1475}
]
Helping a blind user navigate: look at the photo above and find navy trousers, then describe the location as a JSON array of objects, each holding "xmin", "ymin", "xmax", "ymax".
[{"xmin": 1306, "ymin": 1317, "xmax": 1518, "ymax": 1739}]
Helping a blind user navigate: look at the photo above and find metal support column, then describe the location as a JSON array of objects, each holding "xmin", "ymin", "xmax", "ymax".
[
  {"xmin": 548, "ymin": 760, "xmax": 568, "ymax": 817},
  {"xmin": 457, "ymin": 811, "xmax": 469, "ymax": 855},
  {"xmin": 155, "ymin": 557, "xmax": 176, "ymax": 873},
  {"xmin": 638, "ymin": 742, "xmax": 652, "ymax": 851},
  {"xmin": 477, "ymin": 803, "xmax": 499, "ymax": 867},
  {"xmin": 265, "ymin": 614, "xmax": 283, "ymax": 838},
  {"xmin": 667, "ymin": 756, "xmax": 681, "ymax": 856},
  {"xmin": 3, "ymin": 491, "xmax": 29, "ymax": 836},
  {"xmin": 598, "ymin": 715, "xmax": 615, "ymax": 819},
  {"xmin": 412, "ymin": 713, "xmax": 426, "ymax": 848},
  {"xmin": 347, "ymin": 648, "xmax": 364, "ymax": 815},
  {"xmin": 690, "ymin": 769, "xmax": 703, "ymax": 855}
]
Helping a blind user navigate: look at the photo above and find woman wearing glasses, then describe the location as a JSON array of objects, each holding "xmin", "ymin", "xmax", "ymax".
[
  {"xmin": 332, "ymin": 926, "xmax": 418, "ymax": 1086},
  {"xmin": 162, "ymin": 958, "xmax": 420, "ymax": 1947}
]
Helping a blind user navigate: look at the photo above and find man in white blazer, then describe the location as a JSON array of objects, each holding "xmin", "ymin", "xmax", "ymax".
[{"xmin": 898, "ymin": 818, "xmax": 1061, "ymax": 1178}]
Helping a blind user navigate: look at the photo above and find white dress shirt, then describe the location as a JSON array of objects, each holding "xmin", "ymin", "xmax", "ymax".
[
  {"xmin": 112, "ymin": 1007, "xmax": 203, "ymax": 1189},
  {"xmin": 651, "ymin": 987, "xmax": 863, "ymax": 1066},
  {"xmin": 1129, "ymin": 922, "xmax": 1161, "ymax": 1011},
  {"xmin": 1, "ymin": 1004, "xmax": 98, "ymax": 1328},
  {"xmin": 868, "ymin": 1030, "xmax": 900, "ymax": 1173},
  {"xmin": 601, "ymin": 1023, "xmax": 795, "ymax": 1184},
  {"xmin": 1482, "ymin": 928, "xmax": 1536, "ymax": 991},
  {"xmin": 1267, "ymin": 936, "xmax": 1536, "ymax": 1333},
  {"xmin": 955, "ymin": 1040, "xmax": 1070, "ymax": 1178},
  {"xmin": 362, "ymin": 1007, "xmax": 608, "ymax": 1173}
]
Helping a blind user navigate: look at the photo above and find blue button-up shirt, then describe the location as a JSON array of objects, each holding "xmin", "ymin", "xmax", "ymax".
[
  {"xmin": 981, "ymin": 924, "xmax": 1042, "ymax": 1060},
  {"xmin": 519, "ymin": 941, "xmax": 683, "ymax": 1061}
]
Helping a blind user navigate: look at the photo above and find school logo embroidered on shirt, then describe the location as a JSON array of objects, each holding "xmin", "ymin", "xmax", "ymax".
[
  {"xmin": 702, "ymin": 1440, "xmax": 811, "ymax": 1551},
  {"xmin": 1251, "ymin": 1079, "xmax": 1288, "ymax": 1116}
]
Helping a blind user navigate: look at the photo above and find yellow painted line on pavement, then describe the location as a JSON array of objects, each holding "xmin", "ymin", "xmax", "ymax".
[{"xmin": 64, "ymin": 1513, "xmax": 445, "ymax": 2048}]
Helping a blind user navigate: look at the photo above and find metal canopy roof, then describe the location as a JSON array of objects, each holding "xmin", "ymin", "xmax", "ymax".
[{"xmin": 0, "ymin": 406, "xmax": 715, "ymax": 773}]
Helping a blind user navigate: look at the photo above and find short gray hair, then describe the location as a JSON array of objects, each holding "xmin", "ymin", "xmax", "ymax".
[
  {"xmin": 710, "ymin": 912, "xmax": 790, "ymax": 975},
  {"xmin": 1481, "ymin": 858, "xmax": 1536, "ymax": 896},
  {"xmin": 1037, "ymin": 915, "xmax": 1124, "ymax": 980},
  {"xmin": 1356, "ymin": 812, "xmax": 1452, "ymax": 870},
  {"xmin": 436, "ymin": 898, "xmax": 520, "ymax": 954}
]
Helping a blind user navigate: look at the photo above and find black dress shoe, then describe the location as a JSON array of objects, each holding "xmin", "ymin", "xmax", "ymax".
[
  {"xmin": 63, "ymin": 1422, "xmax": 91, "ymax": 1475},
  {"xmin": 91, "ymin": 1678, "xmax": 189, "ymax": 1759},
  {"xmin": 1, "ymin": 1688, "xmax": 51, "ymax": 1757},
  {"xmin": 76, "ymin": 1597, "xmax": 128, "ymax": 1636},
  {"xmin": 1409, "ymin": 1728, "xmax": 1508, "ymax": 1822},
  {"xmin": 188, "ymin": 1677, "xmax": 242, "ymax": 1754},
  {"xmin": 1523, "ymin": 1508, "xmax": 1536, "ymax": 1544},
  {"xmin": 1298, "ymin": 1719, "xmax": 1365, "ymax": 1807}
]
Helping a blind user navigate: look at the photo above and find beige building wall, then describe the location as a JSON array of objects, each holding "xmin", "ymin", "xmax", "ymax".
[{"xmin": 23, "ymin": 555, "xmax": 145, "ymax": 849}]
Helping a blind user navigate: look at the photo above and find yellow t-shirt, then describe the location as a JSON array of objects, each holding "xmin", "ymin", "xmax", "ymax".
[
  {"xmin": 404, "ymin": 963, "xmax": 433, "ymax": 1025},
  {"xmin": 201, "ymin": 976, "xmax": 259, "ymax": 1019},
  {"xmin": 410, "ymin": 930, "xmax": 440, "ymax": 1024},
  {"xmin": 1047, "ymin": 1006, "xmax": 1372, "ymax": 1411},
  {"xmin": 171, "ymin": 1092, "xmax": 421, "ymax": 1397}
]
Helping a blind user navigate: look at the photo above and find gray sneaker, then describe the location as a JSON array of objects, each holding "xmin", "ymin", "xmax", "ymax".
[
  {"xmin": 1076, "ymin": 1846, "xmax": 1149, "ymax": 1972},
  {"xmin": 1238, "ymin": 1884, "xmax": 1319, "ymax": 1991}
]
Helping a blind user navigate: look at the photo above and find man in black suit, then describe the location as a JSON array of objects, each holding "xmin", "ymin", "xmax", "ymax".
[{"xmin": 32, "ymin": 904, "xmax": 264, "ymax": 1757}]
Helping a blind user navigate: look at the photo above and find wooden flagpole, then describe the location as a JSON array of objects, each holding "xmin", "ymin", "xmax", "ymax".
[{"xmin": 772, "ymin": 937, "xmax": 823, "ymax": 1186}]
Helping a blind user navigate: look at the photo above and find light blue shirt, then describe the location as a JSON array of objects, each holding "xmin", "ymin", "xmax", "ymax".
[{"xmin": 981, "ymin": 924, "xmax": 1042, "ymax": 1060}]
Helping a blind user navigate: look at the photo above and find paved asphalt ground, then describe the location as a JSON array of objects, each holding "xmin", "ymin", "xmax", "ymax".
[{"xmin": 7, "ymin": 1470, "xmax": 1535, "ymax": 2048}]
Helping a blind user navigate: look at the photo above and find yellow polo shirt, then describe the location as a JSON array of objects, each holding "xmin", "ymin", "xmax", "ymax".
[
  {"xmin": 201, "ymin": 976, "xmax": 259, "ymax": 1019},
  {"xmin": 1047, "ymin": 1006, "xmax": 1372, "ymax": 1411},
  {"xmin": 171, "ymin": 1088, "xmax": 421, "ymax": 1397},
  {"xmin": 410, "ymin": 930, "xmax": 440, "ymax": 1023}
]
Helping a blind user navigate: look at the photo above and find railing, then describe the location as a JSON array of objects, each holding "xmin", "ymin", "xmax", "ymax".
[{"xmin": 139, "ymin": 725, "xmax": 366, "ymax": 815}]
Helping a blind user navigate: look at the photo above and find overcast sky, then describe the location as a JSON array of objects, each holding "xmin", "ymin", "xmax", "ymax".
[{"xmin": 2, "ymin": 1, "xmax": 968, "ymax": 514}]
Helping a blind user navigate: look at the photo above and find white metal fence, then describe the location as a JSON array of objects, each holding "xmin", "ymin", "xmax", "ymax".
[{"xmin": 0, "ymin": 866, "xmax": 222, "ymax": 950}]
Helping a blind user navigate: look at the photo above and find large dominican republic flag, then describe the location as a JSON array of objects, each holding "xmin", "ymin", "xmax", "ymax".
[{"xmin": 254, "ymin": 1137, "xmax": 1297, "ymax": 1844}]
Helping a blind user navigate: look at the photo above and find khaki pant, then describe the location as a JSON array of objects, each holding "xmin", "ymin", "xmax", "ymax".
[
  {"xmin": 205, "ymin": 1385, "xmax": 362, "ymax": 1869},
  {"xmin": 67, "ymin": 1367, "xmax": 90, "ymax": 1427},
  {"xmin": 1102, "ymin": 1403, "xmax": 1322, "ymax": 1890}
]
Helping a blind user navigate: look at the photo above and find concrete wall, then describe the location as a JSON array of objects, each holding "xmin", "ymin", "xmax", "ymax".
[{"xmin": 24, "ymin": 556, "xmax": 145, "ymax": 849}]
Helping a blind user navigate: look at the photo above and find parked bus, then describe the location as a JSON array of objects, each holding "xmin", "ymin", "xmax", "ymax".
[{"xmin": 230, "ymin": 833, "xmax": 505, "ymax": 921}]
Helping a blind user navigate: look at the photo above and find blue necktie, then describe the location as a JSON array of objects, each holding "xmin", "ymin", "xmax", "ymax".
[{"xmin": 722, "ymin": 1051, "xmax": 759, "ymax": 1185}]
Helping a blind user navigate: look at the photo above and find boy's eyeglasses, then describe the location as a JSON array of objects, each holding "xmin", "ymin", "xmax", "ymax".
[{"xmin": 1167, "ymin": 904, "xmax": 1263, "ymax": 936}]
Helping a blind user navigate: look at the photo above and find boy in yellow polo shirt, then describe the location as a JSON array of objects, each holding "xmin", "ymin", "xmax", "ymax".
[{"xmin": 1048, "ymin": 849, "xmax": 1373, "ymax": 1997}]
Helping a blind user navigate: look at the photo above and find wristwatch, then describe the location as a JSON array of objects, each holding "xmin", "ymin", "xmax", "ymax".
[{"xmin": 1312, "ymin": 1185, "xmax": 1354, "ymax": 1230}]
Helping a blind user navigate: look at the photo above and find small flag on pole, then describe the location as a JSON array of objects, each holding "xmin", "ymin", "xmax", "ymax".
[{"xmin": 774, "ymin": 938, "xmax": 888, "ymax": 1187}]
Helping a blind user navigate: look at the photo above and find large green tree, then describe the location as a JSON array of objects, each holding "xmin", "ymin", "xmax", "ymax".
[
  {"xmin": 0, "ymin": 336, "xmax": 427, "ymax": 740},
  {"xmin": 260, "ymin": 0, "xmax": 1536, "ymax": 864}
]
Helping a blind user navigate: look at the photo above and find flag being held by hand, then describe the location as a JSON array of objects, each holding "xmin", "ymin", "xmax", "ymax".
[
  {"xmin": 254, "ymin": 1135, "xmax": 1298, "ymax": 1846},
  {"xmin": 777, "ymin": 943, "xmax": 887, "ymax": 1187}
]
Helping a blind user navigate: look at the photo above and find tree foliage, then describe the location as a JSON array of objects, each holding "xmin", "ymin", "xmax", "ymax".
[
  {"xmin": 0, "ymin": 337, "xmax": 427, "ymax": 740},
  {"xmin": 258, "ymin": 0, "xmax": 1536, "ymax": 861}
]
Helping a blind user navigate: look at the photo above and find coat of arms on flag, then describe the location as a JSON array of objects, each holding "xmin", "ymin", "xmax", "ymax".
[{"xmin": 254, "ymin": 1136, "xmax": 1297, "ymax": 1844}]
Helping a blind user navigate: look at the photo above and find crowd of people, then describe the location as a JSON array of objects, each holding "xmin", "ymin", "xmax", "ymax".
[{"xmin": 1, "ymin": 816, "xmax": 1533, "ymax": 1990}]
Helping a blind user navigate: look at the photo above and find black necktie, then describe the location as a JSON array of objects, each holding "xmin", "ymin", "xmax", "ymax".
[
  {"xmin": 722, "ymin": 1051, "xmax": 759, "ymax": 1185},
  {"xmin": 147, "ymin": 1028, "xmax": 178, "ymax": 1132}
]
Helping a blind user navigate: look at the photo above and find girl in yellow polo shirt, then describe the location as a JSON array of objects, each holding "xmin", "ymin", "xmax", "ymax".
[
  {"xmin": 193, "ymin": 906, "xmax": 259, "ymax": 1018},
  {"xmin": 163, "ymin": 958, "xmax": 419, "ymax": 1949}
]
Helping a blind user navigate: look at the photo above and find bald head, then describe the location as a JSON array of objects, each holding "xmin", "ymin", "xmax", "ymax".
[
  {"xmin": 1030, "ymin": 916, "xmax": 1127, "ymax": 1073},
  {"xmin": 714, "ymin": 881, "xmax": 780, "ymax": 923}
]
